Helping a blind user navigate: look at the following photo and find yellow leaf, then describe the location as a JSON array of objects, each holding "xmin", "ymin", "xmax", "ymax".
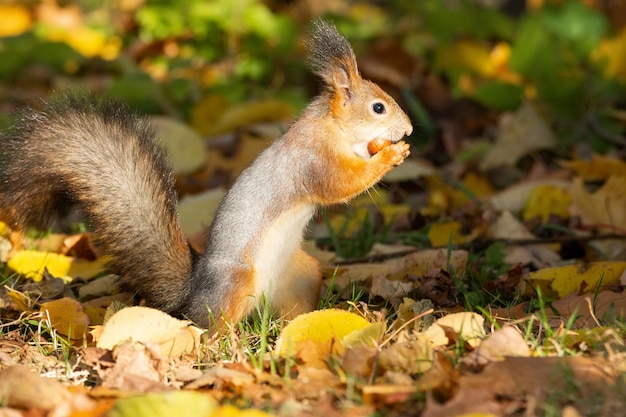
[
  {"xmin": 460, "ymin": 171, "xmax": 494, "ymax": 200},
  {"xmin": 428, "ymin": 221, "xmax": 480, "ymax": 247},
  {"xmin": 275, "ymin": 309, "xmax": 371, "ymax": 357},
  {"xmin": 40, "ymin": 297, "xmax": 89, "ymax": 339},
  {"xmin": 107, "ymin": 391, "xmax": 216, "ymax": 417},
  {"xmin": 561, "ymin": 154, "xmax": 626, "ymax": 181},
  {"xmin": 0, "ymin": 5, "xmax": 32, "ymax": 37},
  {"xmin": 64, "ymin": 27, "xmax": 120, "ymax": 59},
  {"xmin": 6, "ymin": 288, "xmax": 34, "ymax": 312},
  {"xmin": 211, "ymin": 405, "xmax": 276, "ymax": 417},
  {"xmin": 191, "ymin": 96, "xmax": 293, "ymax": 137},
  {"xmin": 7, "ymin": 250, "xmax": 108, "ymax": 282},
  {"xmin": 526, "ymin": 262, "xmax": 626, "ymax": 299},
  {"xmin": 93, "ymin": 306, "xmax": 202, "ymax": 358},
  {"xmin": 342, "ymin": 321, "xmax": 386, "ymax": 348},
  {"xmin": 594, "ymin": 27, "xmax": 626, "ymax": 82},
  {"xmin": 436, "ymin": 41, "xmax": 495, "ymax": 77},
  {"xmin": 523, "ymin": 184, "xmax": 571, "ymax": 222}
]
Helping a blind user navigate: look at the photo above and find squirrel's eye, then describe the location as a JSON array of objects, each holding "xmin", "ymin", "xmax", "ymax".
[{"xmin": 372, "ymin": 102, "xmax": 386, "ymax": 114}]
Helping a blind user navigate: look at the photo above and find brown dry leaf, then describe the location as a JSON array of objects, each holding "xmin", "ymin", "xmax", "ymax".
[
  {"xmin": 435, "ymin": 312, "xmax": 486, "ymax": 348},
  {"xmin": 422, "ymin": 356, "xmax": 613, "ymax": 417},
  {"xmin": 100, "ymin": 340, "xmax": 167, "ymax": 392},
  {"xmin": 340, "ymin": 344, "xmax": 378, "ymax": 381},
  {"xmin": 334, "ymin": 249, "xmax": 467, "ymax": 290},
  {"xmin": 488, "ymin": 210, "xmax": 561, "ymax": 266},
  {"xmin": 293, "ymin": 365, "xmax": 342, "ymax": 401},
  {"xmin": 551, "ymin": 290, "xmax": 626, "ymax": 327},
  {"xmin": 0, "ymin": 365, "xmax": 72, "ymax": 411},
  {"xmin": 463, "ymin": 325, "xmax": 530, "ymax": 367},
  {"xmin": 78, "ymin": 274, "xmax": 121, "ymax": 300},
  {"xmin": 570, "ymin": 175, "xmax": 626, "ymax": 229},
  {"xmin": 40, "ymin": 297, "xmax": 89, "ymax": 339},
  {"xmin": 93, "ymin": 306, "xmax": 202, "ymax": 359},
  {"xmin": 150, "ymin": 116, "xmax": 207, "ymax": 175},
  {"xmin": 379, "ymin": 324, "xmax": 448, "ymax": 374},
  {"xmin": 570, "ymin": 175, "xmax": 626, "ymax": 257},
  {"xmin": 360, "ymin": 384, "xmax": 418, "ymax": 407},
  {"xmin": 185, "ymin": 363, "xmax": 255, "ymax": 390},
  {"xmin": 480, "ymin": 101, "xmax": 557, "ymax": 170}
]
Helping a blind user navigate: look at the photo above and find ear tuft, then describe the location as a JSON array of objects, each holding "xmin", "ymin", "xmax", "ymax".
[{"xmin": 307, "ymin": 20, "xmax": 360, "ymax": 90}]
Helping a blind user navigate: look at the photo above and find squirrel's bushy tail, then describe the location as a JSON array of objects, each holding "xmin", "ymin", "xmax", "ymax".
[{"xmin": 0, "ymin": 93, "xmax": 192, "ymax": 313}]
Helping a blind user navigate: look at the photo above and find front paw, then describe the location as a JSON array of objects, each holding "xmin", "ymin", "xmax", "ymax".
[{"xmin": 377, "ymin": 141, "xmax": 410, "ymax": 166}]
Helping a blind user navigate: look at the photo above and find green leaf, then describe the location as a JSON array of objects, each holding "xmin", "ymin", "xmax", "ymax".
[
  {"xmin": 471, "ymin": 81, "xmax": 523, "ymax": 110},
  {"xmin": 542, "ymin": 1, "xmax": 607, "ymax": 58}
]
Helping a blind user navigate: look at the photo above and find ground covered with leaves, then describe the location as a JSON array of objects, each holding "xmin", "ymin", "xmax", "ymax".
[{"xmin": 1, "ymin": 1, "xmax": 626, "ymax": 416}]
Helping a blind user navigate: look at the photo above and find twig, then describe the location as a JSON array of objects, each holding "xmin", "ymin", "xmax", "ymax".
[{"xmin": 335, "ymin": 233, "xmax": 626, "ymax": 265}]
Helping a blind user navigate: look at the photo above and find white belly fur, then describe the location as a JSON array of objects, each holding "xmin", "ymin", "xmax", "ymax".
[{"xmin": 253, "ymin": 203, "xmax": 315, "ymax": 299}]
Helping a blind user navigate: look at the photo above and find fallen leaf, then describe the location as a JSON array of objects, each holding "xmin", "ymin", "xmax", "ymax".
[
  {"xmin": 94, "ymin": 306, "xmax": 202, "ymax": 358},
  {"xmin": 428, "ymin": 221, "xmax": 481, "ymax": 247},
  {"xmin": 379, "ymin": 324, "xmax": 447, "ymax": 374},
  {"xmin": 40, "ymin": 297, "xmax": 90, "ymax": 339},
  {"xmin": 178, "ymin": 188, "xmax": 226, "ymax": 237},
  {"xmin": 522, "ymin": 183, "xmax": 571, "ymax": 222},
  {"xmin": 342, "ymin": 321, "xmax": 386, "ymax": 348},
  {"xmin": 422, "ymin": 356, "xmax": 613, "ymax": 417},
  {"xmin": 480, "ymin": 101, "xmax": 557, "ymax": 170},
  {"xmin": 275, "ymin": 309, "xmax": 371, "ymax": 358},
  {"xmin": 101, "ymin": 341, "xmax": 167, "ymax": 392},
  {"xmin": 435, "ymin": 312, "xmax": 486, "ymax": 348},
  {"xmin": 106, "ymin": 390, "xmax": 216, "ymax": 417},
  {"xmin": 7, "ymin": 250, "xmax": 108, "ymax": 282},
  {"xmin": 561, "ymin": 154, "xmax": 626, "ymax": 181},
  {"xmin": 463, "ymin": 325, "xmax": 530, "ymax": 367},
  {"xmin": 525, "ymin": 261, "xmax": 626, "ymax": 299},
  {"xmin": 489, "ymin": 180, "xmax": 569, "ymax": 213},
  {"xmin": 0, "ymin": 365, "xmax": 71, "ymax": 411},
  {"xmin": 151, "ymin": 116, "xmax": 207, "ymax": 174},
  {"xmin": 570, "ymin": 175, "xmax": 626, "ymax": 231},
  {"xmin": 488, "ymin": 210, "xmax": 561, "ymax": 266},
  {"xmin": 185, "ymin": 364, "xmax": 255, "ymax": 390},
  {"xmin": 551, "ymin": 290, "xmax": 626, "ymax": 328}
]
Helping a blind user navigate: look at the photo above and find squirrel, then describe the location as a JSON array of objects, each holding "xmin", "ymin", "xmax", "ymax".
[{"xmin": 0, "ymin": 21, "xmax": 412, "ymax": 327}]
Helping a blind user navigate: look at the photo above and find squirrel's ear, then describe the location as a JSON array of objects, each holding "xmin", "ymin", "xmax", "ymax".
[{"xmin": 307, "ymin": 20, "xmax": 361, "ymax": 94}]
